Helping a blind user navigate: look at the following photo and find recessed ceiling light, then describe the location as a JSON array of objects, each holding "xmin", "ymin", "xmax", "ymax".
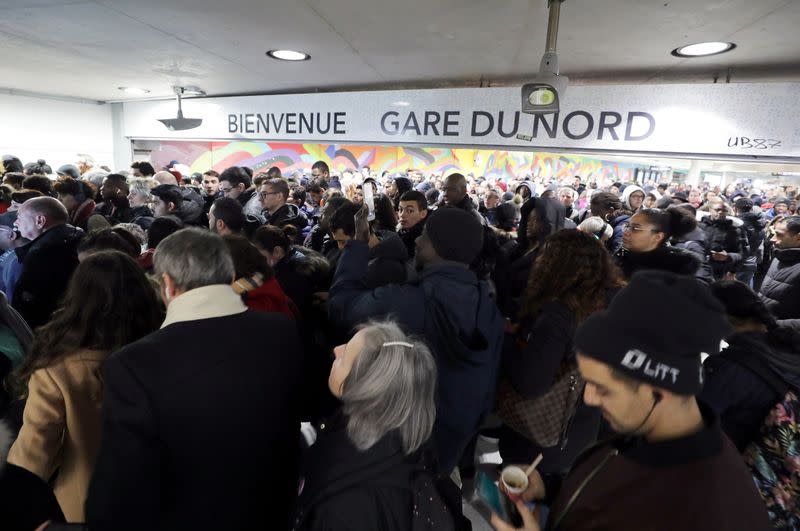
[
  {"xmin": 118, "ymin": 87, "xmax": 150, "ymax": 95},
  {"xmin": 266, "ymin": 49, "xmax": 310, "ymax": 61},
  {"xmin": 671, "ymin": 42, "xmax": 736, "ymax": 58}
]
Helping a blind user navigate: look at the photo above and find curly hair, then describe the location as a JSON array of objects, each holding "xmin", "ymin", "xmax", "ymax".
[{"xmin": 521, "ymin": 230, "xmax": 625, "ymax": 323}]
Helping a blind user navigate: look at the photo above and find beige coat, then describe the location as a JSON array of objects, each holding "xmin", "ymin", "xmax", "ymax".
[{"xmin": 8, "ymin": 349, "xmax": 108, "ymax": 522}]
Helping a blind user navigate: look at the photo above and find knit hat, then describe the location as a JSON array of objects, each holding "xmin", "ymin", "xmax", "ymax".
[
  {"xmin": 775, "ymin": 198, "xmax": 791, "ymax": 207},
  {"xmin": 57, "ymin": 164, "xmax": 81, "ymax": 180},
  {"xmin": 425, "ymin": 207, "xmax": 483, "ymax": 264},
  {"xmin": 494, "ymin": 202, "xmax": 517, "ymax": 231},
  {"xmin": 575, "ymin": 271, "xmax": 731, "ymax": 395},
  {"xmin": 501, "ymin": 191, "xmax": 515, "ymax": 202},
  {"xmin": 151, "ymin": 184, "xmax": 183, "ymax": 206}
]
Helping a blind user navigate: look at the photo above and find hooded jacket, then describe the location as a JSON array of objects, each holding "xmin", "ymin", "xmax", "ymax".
[
  {"xmin": 702, "ymin": 331, "xmax": 800, "ymax": 451},
  {"xmin": 13, "ymin": 224, "xmax": 84, "ymax": 329},
  {"xmin": 613, "ymin": 245, "xmax": 700, "ymax": 280},
  {"xmin": 620, "ymin": 185, "xmax": 645, "ymax": 211},
  {"xmin": 366, "ymin": 230, "xmax": 409, "ymax": 288},
  {"xmin": 329, "ymin": 241, "xmax": 504, "ymax": 473},
  {"xmin": 699, "ymin": 216, "xmax": 750, "ymax": 278},
  {"xmin": 264, "ymin": 203, "xmax": 309, "ymax": 237},
  {"xmin": 515, "ymin": 181, "xmax": 536, "ymax": 200},
  {"xmin": 759, "ymin": 248, "xmax": 800, "ymax": 330},
  {"xmin": 499, "ymin": 198, "xmax": 565, "ymax": 318}
]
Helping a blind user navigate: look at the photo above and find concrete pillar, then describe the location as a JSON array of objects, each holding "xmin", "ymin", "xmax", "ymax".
[{"xmin": 110, "ymin": 103, "xmax": 131, "ymax": 172}]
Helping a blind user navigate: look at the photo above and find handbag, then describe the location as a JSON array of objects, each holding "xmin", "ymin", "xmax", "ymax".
[{"xmin": 495, "ymin": 331, "xmax": 584, "ymax": 449}]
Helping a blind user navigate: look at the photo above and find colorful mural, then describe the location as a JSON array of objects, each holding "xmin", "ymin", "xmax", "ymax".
[{"xmin": 147, "ymin": 141, "xmax": 643, "ymax": 183}]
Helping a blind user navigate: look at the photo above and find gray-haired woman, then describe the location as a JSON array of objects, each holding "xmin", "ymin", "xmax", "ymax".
[{"xmin": 293, "ymin": 321, "xmax": 438, "ymax": 531}]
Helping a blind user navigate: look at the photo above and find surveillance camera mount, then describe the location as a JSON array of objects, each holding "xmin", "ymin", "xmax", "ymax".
[
  {"xmin": 520, "ymin": 0, "xmax": 568, "ymax": 117},
  {"xmin": 158, "ymin": 86, "xmax": 203, "ymax": 131}
]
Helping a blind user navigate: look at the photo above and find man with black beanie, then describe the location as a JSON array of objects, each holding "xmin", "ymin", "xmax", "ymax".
[
  {"xmin": 491, "ymin": 271, "xmax": 770, "ymax": 531},
  {"xmin": 329, "ymin": 206, "xmax": 504, "ymax": 474}
]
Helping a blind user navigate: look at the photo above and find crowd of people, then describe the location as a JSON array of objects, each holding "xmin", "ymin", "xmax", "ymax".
[{"xmin": 0, "ymin": 151, "xmax": 798, "ymax": 530}]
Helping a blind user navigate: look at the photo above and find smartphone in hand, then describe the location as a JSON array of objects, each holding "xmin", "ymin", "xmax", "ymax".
[
  {"xmin": 475, "ymin": 471, "xmax": 524, "ymax": 527},
  {"xmin": 363, "ymin": 181, "xmax": 376, "ymax": 221}
]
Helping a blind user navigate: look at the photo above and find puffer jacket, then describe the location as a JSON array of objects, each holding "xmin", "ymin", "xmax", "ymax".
[
  {"xmin": 607, "ymin": 214, "xmax": 630, "ymax": 252},
  {"xmin": 759, "ymin": 248, "xmax": 800, "ymax": 330}
]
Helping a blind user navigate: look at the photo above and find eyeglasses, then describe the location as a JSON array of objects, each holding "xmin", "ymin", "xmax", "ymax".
[
  {"xmin": 219, "ymin": 187, "xmax": 233, "ymax": 194},
  {"xmin": 259, "ymin": 191, "xmax": 281, "ymax": 199},
  {"xmin": 623, "ymin": 225, "xmax": 657, "ymax": 233}
]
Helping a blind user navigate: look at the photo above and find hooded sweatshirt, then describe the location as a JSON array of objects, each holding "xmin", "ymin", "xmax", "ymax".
[
  {"xmin": 515, "ymin": 181, "xmax": 536, "ymax": 200},
  {"xmin": 620, "ymin": 185, "xmax": 645, "ymax": 211}
]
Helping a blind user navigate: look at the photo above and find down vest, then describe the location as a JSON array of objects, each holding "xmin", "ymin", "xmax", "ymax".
[{"xmin": 759, "ymin": 248, "xmax": 800, "ymax": 330}]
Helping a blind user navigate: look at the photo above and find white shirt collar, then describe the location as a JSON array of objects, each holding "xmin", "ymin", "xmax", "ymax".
[{"xmin": 161, "ymin": 284, "xmax": 247, "ymax": 329}]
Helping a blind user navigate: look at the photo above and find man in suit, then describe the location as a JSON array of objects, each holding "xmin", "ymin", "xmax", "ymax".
[{"xmin": 86, "ymin": 228, "xmax": 304, "ymax": 531}]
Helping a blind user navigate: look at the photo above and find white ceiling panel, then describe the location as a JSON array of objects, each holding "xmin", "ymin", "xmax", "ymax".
[{"xmin": 0, "ymin": 0, "xmax": 796, "ymax": 101}]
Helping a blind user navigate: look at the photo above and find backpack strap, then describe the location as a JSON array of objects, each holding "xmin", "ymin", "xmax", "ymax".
[{"xmin": 723, "ymin": 350, "xmax": 790, "ymax": 397}]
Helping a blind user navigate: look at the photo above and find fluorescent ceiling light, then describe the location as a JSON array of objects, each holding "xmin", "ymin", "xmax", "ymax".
[
  {"xmin": 267, "ymin": 49, "xmax": 310, "ymax": 61},
  {"xmin": 118, "ymin": 87, "xmax": 150, "ymax": 95},
  {"xmin": 671, "ymin": 42, "xmax": 736, "ymax": 58},
  {"xmin": 392, "ymin": 101, "xmax": 410, "ymax": 107}
]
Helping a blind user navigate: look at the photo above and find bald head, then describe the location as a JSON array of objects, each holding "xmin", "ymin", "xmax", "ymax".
[
  {"xmin": 16, "ymin": 196, "xmax": 69, "ymax": 240},
  {"xmin": 154, "ymin": 171, "xmax": 179, "ymax": 186},
  {"xmin": 443, "ymin": 173, "xmax": 467, "ymax": 205}
]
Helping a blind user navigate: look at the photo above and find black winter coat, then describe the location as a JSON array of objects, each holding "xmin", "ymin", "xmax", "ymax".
[
  {"xmin": 398, "ymin": 218, "xmax": 426, "ymax": 259},
  {"xmin": 759, "ymin": 248, "xmax": 800, "ymax": 330},
  {"xmin": 366, "ymin": 230, "xmax": 409, "ymax": 289},
  {"xmin": 294, "ymin": 413, "xmax": 418, "ymax": 531},
  {"xmin": 274, "ymin": 248, "xmax": 330, "ymax": 316},
  {"xmin": 93, "ymin": 197, "xmax": 133, "ymax": 224},
  {"xmin": 499, "ymin": 301, "xmax": 601, "ymax": 475},
  {"xmin": 699, "ymin": 216, "xmax": 750, "ymax": 279},
  {"xmin": 86, "ymin": 310, "xmax": 304, "ymax": 531},
  {"xmin": 13, "ymin": 224, "xmax": 83, "ymax": 329},
  {"xmin": 700, "ymin": 332, "xmax": 793, "ymax": 451},
  {"xmin": 329, "ymin": 241, "xmax": 504, "ymax": 473},
  {"xmin": 672, "ymin": 227, "xmax": 714, "ymax": 283},
  {"xmin": 613, "ymin": 245, "xmax": 700, "ymax": 280},
  {"xmin": 265, "ymin": 203, "xmax": 309, "ymax": 237}
]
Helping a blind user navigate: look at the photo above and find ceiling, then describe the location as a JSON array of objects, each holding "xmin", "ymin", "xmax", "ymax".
[{"xmin": 0, "ymin": 0, "xmax": 798, "ymax": 102}]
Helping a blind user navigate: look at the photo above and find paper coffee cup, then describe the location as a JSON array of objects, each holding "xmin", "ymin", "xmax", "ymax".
[{"xmin": 501, "ymin": 466, "xmax": 529, "ymax": 501}]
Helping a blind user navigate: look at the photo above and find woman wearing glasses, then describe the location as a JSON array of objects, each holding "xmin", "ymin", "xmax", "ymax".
[{"xmin": 614, "ymin": 207, "xmax": 702, "ymax": 280}]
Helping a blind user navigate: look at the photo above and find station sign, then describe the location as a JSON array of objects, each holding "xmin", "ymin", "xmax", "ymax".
[{"xmin": 122, "ymin": 83, "xmax": 800, "ymax": 160}]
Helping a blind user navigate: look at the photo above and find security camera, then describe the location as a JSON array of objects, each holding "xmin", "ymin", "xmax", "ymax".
[
  {"xmin": 521, "ymin": 52, "xmax": 569, "ymax": 115},
  {"xmin": 521, "ymin": 1, "xmax": 569, "ymax": 115}
]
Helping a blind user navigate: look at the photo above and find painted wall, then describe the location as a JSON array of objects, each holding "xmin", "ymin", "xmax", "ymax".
[
  {"xmin": 0, "ymin": 93, "xmax": 114, "ymax": 169},
  {"xmin": 146, "ymin": 140, "xmax": 642, "ymax": 183}
]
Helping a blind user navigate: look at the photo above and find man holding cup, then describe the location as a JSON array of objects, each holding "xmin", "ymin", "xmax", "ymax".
[{"xmin": 492, "ymin": 271, "xmax": 770, "ymax": 531}]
